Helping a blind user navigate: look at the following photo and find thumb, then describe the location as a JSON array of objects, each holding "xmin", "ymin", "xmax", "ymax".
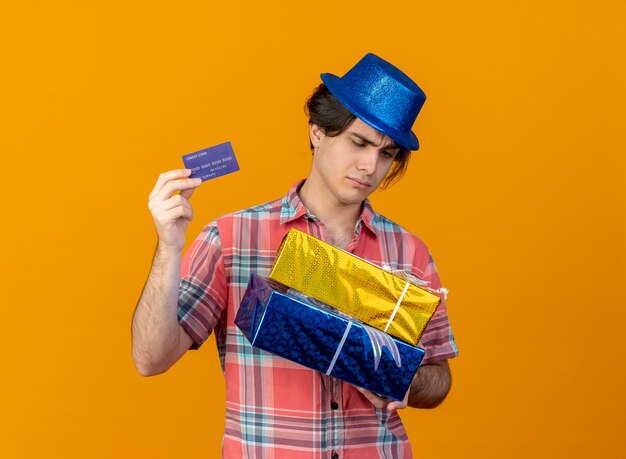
[{"xmin": 180, "ymin": 187, "xmax": 196, "ymax": 200}]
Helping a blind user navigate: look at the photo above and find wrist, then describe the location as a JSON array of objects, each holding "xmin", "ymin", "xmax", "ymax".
[{"xmin": 156, "ymin": 241, "xmax": 184, "ymax": 257}]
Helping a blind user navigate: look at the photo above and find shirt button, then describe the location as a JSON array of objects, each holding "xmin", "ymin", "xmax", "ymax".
[
  {"xmin": 331, "ymin": 453, "xmax": 339, "ymax": 459},
  {"xmin": 330, "ymin": 401, "xmax": 339, "ymax": 410}
]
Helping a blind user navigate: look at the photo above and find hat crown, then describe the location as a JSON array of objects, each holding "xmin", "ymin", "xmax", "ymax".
[{"xmin": 320, "ymin": 53, "xmax": 426, "ymax": 150}]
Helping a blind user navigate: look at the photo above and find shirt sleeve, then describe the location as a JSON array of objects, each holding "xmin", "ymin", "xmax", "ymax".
[
  {"xmin": 416, "ymin": 253, "xmax": 458, "ymax": 364},
  {"xmin": 177, "ymin": 221, "xmax": 228, "ymax": 350}
]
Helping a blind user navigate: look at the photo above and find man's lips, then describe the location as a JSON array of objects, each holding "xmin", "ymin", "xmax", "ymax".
[{"xmin": 348, "ymin": 177, "xmax": 372, "ymax": 188}]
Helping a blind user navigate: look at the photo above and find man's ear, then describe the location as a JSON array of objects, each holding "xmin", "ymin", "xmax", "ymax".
[{"xmin": 309, "ymin": 124, "xmax": 323, "ymax": 149}]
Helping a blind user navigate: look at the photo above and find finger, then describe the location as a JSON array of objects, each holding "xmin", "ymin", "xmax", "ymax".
[
  {"xmin": 386, "ymin": 400, "xmax": 407, "ymax": 412},
  {"xmin": 149, "ymin": 169, "xmax": 192, "ymax": 199},
  {"xmin": 159, "ymin": 194, "xmax": 193, "ymax": 213},
  {"xmin": 150, "ymin": 188, "xmax": 191, "ymax": 213},
  {"xmin": 355, "ymin": 387, "xmax": 390, "ymax": 410},
  {"xmin": 153, "ymin": 177, "xmax": 202, "ymax": 202},
  {"xmin": 387, "ymin": 387, "xmax": 410, "ymax": 412},
  {"xmin": 370, "ymin": 397, "xmax": 390, "ymax": 410},
  {"xmin": 180, "ymin": 185, "xmax": 196, "ymax": 200},
  {"xmin": 163, "ymin": 205, "xmax": 194, "ymax": 223},
  {"xmin": 153, "ymin": 205, "xmax": 193, "ymax": 228}
]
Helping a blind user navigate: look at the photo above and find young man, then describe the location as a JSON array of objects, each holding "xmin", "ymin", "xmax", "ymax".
[{"xmin": 132, "ymin": 53, "xmax": 458, "ymax": 458}]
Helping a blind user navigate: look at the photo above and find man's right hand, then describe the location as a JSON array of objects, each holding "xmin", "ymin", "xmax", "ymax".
[{"xmin": 148, "ymin": 169, "xmax": 202, "ymax": 251}]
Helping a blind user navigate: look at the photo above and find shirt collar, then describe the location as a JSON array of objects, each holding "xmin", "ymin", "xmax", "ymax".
[
  {"xmin": 280, "ymin": 179, "xmax": 379, "ymax": 236},
  {"xmin": 280, "ymin": 180, "xmax": 310, "ymax": 223}
]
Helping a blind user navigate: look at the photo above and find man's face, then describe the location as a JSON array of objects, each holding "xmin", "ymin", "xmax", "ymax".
[{"xmin": 309, "ymin": 118, "xmax": 400, "ymax": 207}]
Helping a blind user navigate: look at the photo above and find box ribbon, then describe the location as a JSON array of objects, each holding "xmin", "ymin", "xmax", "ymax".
[
  {"xmin": 288, "ymin": 288, "xmax": 402, "ymax": 375},
  {"xmin": 388, "ymin": 268, "xmax": 449, "ymax": 300}
]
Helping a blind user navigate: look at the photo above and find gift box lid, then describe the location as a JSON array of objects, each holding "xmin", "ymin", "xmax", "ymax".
[{"xmin": 269, "ymin": 228, "xmax": 441, "ymax": 345}]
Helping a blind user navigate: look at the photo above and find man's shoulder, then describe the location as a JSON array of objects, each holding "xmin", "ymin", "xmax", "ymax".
[
  {"xmin": 197, "ymin": 195, "xmax": 284, "ymax": 236},
  {"xmin": 218, "ymin": 195, "xmax": 284, "ymax": 221},
  {"xmin": 370, "ymin": 210, "xmax": 428, "ymax": 248},
  {"xmin": 191, "ymin": 196, "xmax": 284, "ymax": 248},
  {"xmin": 368, "ymin": 210, "xmax": 434, "ymax": 273}
]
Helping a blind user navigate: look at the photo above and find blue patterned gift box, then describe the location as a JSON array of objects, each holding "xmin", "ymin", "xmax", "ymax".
[{"xmin": 235, "ymin": 274, "xmax": 426, "ymax": 401}]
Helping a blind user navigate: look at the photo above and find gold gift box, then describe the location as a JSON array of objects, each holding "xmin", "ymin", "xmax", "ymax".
[{"xmin": 270, "ymin": 229, "xmax": 441, "ymax": 345}]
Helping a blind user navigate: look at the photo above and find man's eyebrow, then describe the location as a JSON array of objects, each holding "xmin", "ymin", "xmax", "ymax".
[{"xmin": 349, "ymin": 132, "xmax": 400, "ymax": 150}]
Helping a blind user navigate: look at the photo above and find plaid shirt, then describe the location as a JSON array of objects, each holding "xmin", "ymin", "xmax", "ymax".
[{"xmin": 178, "ymin": 181, "xmax": 458, "ymax": 458}]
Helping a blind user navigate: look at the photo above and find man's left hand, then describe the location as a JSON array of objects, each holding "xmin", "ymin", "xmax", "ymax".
[
  {"xmin": 354, "ymin": 360, "xmax": 452, "ymax": 411},
  {"xmin": 353, "ymin": 385, "xmax": 410, "ymax": 412}
]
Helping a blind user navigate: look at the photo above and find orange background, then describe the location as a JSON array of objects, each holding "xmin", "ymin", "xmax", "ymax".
[{"xmin": 1, "ymin": 1, "xmax": 625, "ymax": 457}]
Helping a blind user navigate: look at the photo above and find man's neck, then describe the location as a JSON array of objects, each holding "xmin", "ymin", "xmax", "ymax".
[{"xmin": 298, "ymin": 177, "xmax": 363, "ymax": 240}]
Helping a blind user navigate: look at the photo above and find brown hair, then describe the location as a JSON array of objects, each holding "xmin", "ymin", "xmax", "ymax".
[{"xmin": 304, "ymin": 83, "xmax": 411, "ymax": 189}]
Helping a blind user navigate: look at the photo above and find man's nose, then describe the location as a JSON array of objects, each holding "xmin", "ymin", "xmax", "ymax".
[{"xmin": 357, "ymin": 149, "xmax": 378, "ymax": 175}]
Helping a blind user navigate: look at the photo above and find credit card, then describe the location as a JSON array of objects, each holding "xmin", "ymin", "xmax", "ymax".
[{"xmin": 182, "ymin": 141, "xmax": 240, "ymax": 182}]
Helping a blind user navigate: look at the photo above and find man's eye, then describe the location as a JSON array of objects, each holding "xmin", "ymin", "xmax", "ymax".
[
  {"xmin": 382, "ymin": 151, "xmax": 393, "ymax": 158},
  {"xmin": 352, "ymin": 140, "xmax": 365, "ymax": 148}
]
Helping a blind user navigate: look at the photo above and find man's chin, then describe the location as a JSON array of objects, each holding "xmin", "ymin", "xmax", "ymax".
[{"xmin": 337, "ymin": 189, "xmax": 372, "ymax": 206}]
